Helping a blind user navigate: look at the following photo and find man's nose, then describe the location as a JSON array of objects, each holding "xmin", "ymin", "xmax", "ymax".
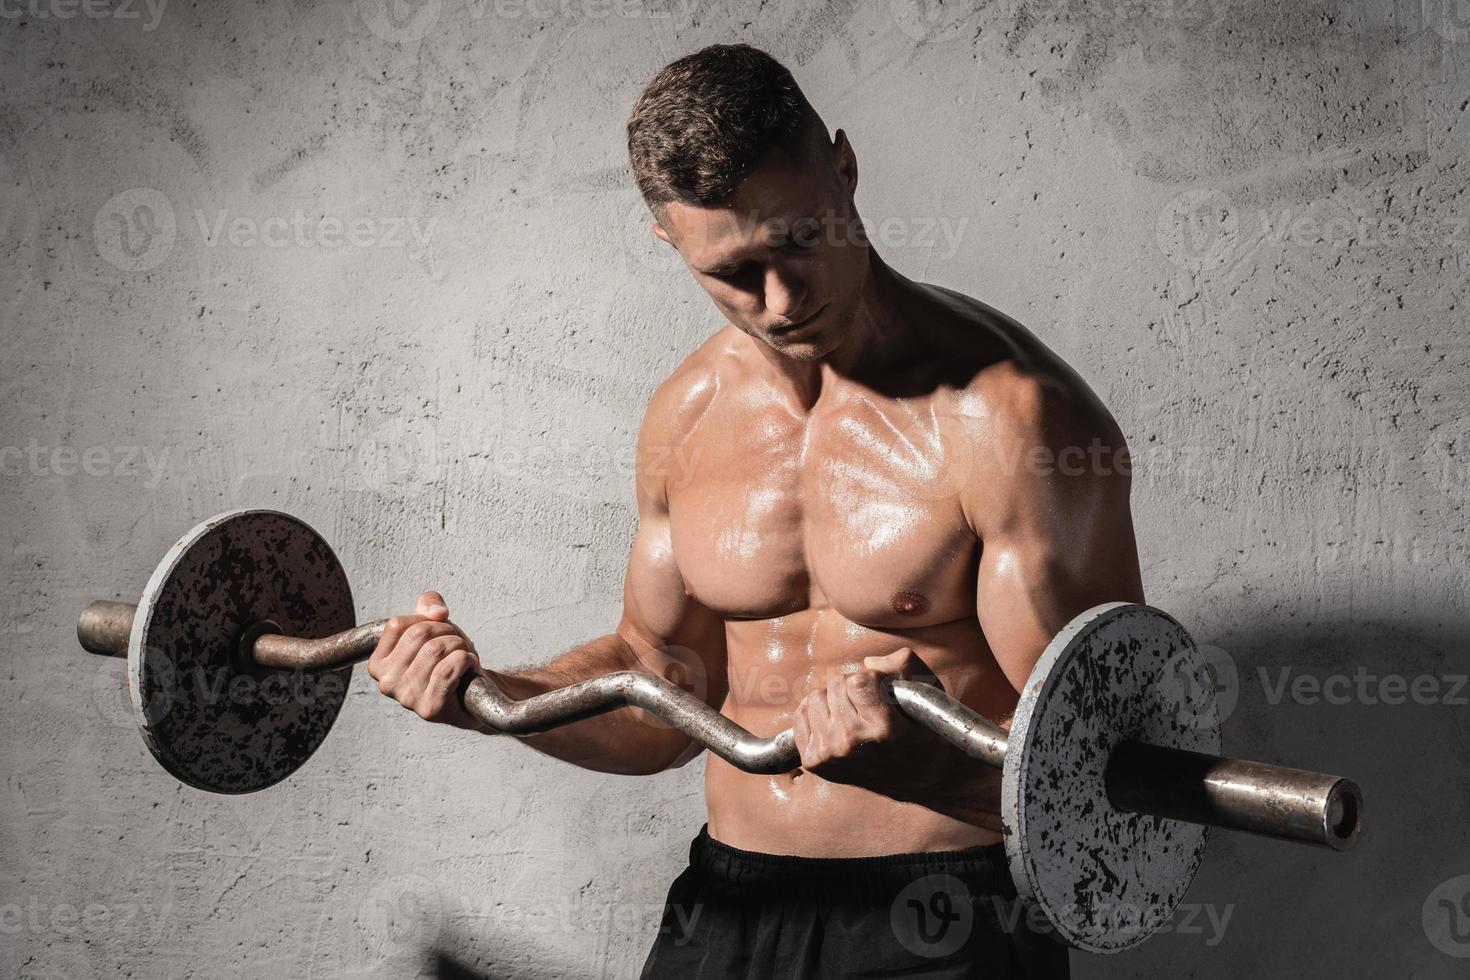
[{"xmin": 763, "ymin": 262, "xmax": 807, "ymax": 320}]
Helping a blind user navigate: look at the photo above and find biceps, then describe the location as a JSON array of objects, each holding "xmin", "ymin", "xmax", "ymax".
[
  {"xmin": 976, "ymin": 499, "xmax": 1143, "ymax": 693},
  {"xmin": 617, "ymin": 513, "xmax": 728, "ymax": 704}
]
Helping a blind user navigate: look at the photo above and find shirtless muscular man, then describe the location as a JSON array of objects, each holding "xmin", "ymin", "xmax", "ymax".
[{"xmin": 368, "ymin": 44, "xmax": 1141, "ymax": 979}]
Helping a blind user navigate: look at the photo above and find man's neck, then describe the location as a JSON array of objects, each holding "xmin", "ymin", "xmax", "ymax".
[{"xmin": 757, "ymin": 254, "xmax": 924, "ymax": 412}]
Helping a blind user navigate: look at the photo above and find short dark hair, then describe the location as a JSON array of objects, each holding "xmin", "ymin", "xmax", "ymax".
[{"xmin": 627, "ymin": 44, "xmax": 830, "ymax": 209}]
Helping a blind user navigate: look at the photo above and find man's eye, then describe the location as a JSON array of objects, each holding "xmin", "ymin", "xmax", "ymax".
[
  {"xmin": 784, "ymin": 221, "xmax": 823, "ymax": 250},
  {"xmin": 713, "ymin": 263, "xmax": 754, "ymax": 280},
  {"xmin": 779, "ymin": 237, "xmax": 817, "ymax": 252}
]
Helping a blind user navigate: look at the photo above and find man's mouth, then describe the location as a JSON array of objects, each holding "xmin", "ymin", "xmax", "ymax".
[{"xmin": 770, "ymin": 305, "xmax": 826, "ymax": 336}]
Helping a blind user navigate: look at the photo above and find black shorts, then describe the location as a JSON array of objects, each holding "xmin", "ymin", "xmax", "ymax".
[{"xmin": 639, "ymin": 827, "xmax": 1070, "ymax": 979}]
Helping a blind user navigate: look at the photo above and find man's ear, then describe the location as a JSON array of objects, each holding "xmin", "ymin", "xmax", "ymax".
[
  {"xmin": 652, "ymin": 221, "xmax": 674, "ymax": 246},
  {"xmin": 833, "ymin": 129, "xmax": 858, "ymax": 195}
]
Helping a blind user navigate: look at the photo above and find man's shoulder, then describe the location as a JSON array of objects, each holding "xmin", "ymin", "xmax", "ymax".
[
  {"xmin": 964, "ymin": 358, "xmax": 1121, "ymax": 450},
  {"xmin": 921, "ymin": 286, "xmax": 1124, "ymax": 457},
  {"xmin": 639, "ymin": 323, "xmax": 745, "ymax": 444}
]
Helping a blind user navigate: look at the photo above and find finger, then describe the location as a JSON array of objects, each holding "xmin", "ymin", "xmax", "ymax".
[
  {"xmin": 415, "ymin": 591, "xmax": 450, "ymax": 620},
  {"xmin": 400, "ymin": 636, "xmax": 466, "ymax": 714},
  {"xmin": 844, "ymin": 671, "xmax": 895, "ymax": 736},
  {"xmin": 826, "ymin": 675, "xmax": 862, "ymax": 745},
  {"xmin": 425, "ymin": 648, "xmax": 482, "ymax": 720},
  {"xmin": 376, "ymin": 622, "xmax": 462, "ymax": 690},
  {"xmin": 792, "ymin": 700, "xmax": 820, "ymax": 767},
  {"xmin": 862, "ymin": 646, "xmax": 918, "ymax": 677},
  {"xmin": 368, "ymin": 615, "xmax": 428, "ymax": 677},
  {"xmin": 865, "ymin": 648, "xmax": 943, "ymax": 691},
  {"xmin": 404, "ymin": 633, "xmax": 462, "ymax": 689},
  {"xmin": 803, "ymin": 689, "xmax": 832, "ymax": 761}
]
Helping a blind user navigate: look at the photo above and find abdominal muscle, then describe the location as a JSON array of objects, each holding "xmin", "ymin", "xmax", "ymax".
[{"xmin": 702, "ymin": 609, "xmax": 1015, "ymax": 857}]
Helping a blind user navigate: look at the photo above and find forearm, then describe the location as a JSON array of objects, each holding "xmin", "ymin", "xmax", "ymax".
[
  {"xmin": 900, "ymin": 739, "xmax": 1005, "ymax": 832},
  {"xmin": 873, "ymin": 709, "xmax": 1011, "ymax": 832},
  {"xmin": 482, "ymin": 633, "xmax": 696, "ymax": 775}
]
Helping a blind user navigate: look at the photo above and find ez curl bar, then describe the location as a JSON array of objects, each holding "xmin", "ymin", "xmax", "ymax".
[{"xmin": 79, "ymin": 509, "xmax": 1362, "ymax": 952}]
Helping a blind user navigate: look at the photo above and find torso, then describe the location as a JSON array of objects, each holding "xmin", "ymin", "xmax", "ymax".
[{"xmin": 666, "ymin": 293, "xmax": 1052, "ymax": 856}]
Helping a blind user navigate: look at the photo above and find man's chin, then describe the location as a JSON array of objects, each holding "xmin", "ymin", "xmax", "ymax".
[{"xmin": 766, "ymin": 333, "xmax": 839, "ymax": 361}]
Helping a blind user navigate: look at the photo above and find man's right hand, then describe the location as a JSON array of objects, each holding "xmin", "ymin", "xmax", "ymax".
[{"xmin": 367, "ymin": 591, "xmax": 488, "ymax": 732}]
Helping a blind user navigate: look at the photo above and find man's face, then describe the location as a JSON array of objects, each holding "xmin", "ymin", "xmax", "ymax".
[{"xmin": 651, "ymin": 136, "xmax": 868, "ymax": 362}]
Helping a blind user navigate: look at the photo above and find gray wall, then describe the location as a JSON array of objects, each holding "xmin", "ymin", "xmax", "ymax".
[{"xmin": 3, "ymin": 0, "xmax": 1468, "ymax": 976}]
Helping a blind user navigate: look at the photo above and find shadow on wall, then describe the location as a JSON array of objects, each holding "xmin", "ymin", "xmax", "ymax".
[
  {"xmin": 433, "ymin": 949, "xmax": 501, "ymax": 980},
  {"xmin": 1084, "ymin": 608, "xmax": 1470, "ymax": 978},
  {"xmin": 312, "ymin": 614, "xmax": 1470, "ymax": 980},
  {"xmin": 430, "ymin": 942, "xmax": 592, "ymax": 980}
]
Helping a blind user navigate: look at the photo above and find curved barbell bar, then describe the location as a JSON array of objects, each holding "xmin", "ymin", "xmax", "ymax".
[{"xmin": 78, "ymin": 599, "xmax": 1361, "ymax": 850}]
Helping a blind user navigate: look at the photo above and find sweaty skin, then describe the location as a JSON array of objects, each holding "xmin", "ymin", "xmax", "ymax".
[{"xmin": 368, "ymin": 132, "xmax": 1143, "ymax": 858}]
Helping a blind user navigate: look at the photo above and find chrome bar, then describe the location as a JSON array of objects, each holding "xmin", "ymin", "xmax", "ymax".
[{"xmin": 76, "ymin": 599, "xmax": 1362, "ymax": 848}]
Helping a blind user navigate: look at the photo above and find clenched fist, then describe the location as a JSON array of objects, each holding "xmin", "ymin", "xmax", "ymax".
[
  {"xmin": 367, "ymin": 591, "xmax": 487, "ymax": 731},
  {"xmin": 792, "ymin": 647, "xmax": 951, "ymax": 798}
]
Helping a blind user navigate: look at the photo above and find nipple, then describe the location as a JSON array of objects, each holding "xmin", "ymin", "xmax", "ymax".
[{"xmin": 891, "ymin": 590, "xmax": 930, "ymax": 617}]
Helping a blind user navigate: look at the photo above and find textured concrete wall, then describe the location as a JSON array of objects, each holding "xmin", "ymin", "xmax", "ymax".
[{"xmin": 2, "ymin": 0, "xmax": 1468, "ymax": 976}]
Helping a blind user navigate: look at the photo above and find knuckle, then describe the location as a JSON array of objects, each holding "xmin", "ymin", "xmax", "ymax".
[{"xmin": 431, "ymin": 649, "xmax": 468, "ymax": 679}]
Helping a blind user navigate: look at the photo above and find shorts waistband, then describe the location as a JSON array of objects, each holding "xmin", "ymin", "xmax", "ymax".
[{"xmin": 687, "ymin": 826, "xmax": 1015, "ymax": 901}]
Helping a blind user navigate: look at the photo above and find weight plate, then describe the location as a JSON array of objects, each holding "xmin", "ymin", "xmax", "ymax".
[
  {"xmin": 1001, "ymin": 603, "xmax": 1222, "ymax": 952},
  {"xmin": 128, "ymin": 509, "xmax": 355, "ymax": 793}
]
